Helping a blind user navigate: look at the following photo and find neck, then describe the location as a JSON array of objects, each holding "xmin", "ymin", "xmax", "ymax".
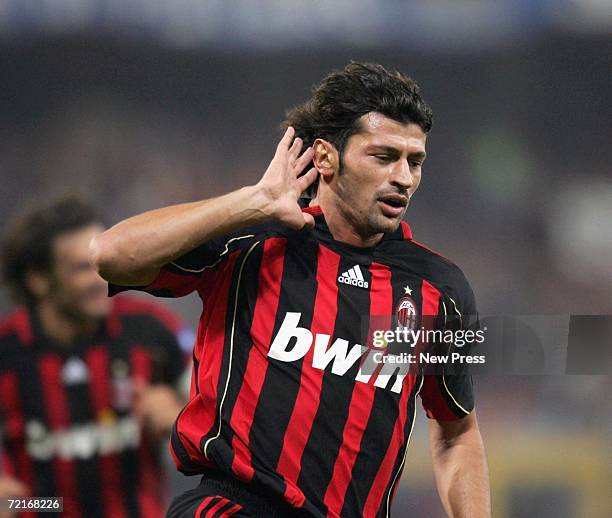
[
  {"xmin": 312, "ymin": 192, "xmax": 383, "ymax": 248},
  {"xmin": 36, "ymin": 300, "xmax": 96, "ymax": 346}
]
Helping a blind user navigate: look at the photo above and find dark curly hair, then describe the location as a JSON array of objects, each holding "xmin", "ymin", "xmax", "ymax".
[
  {"xmin": 1, "ymin": 195, "xmax": 104, "ymax": 305},
  {"xmin": 283, "ymin": 62, "xmax": 433, "ymax": 195}
]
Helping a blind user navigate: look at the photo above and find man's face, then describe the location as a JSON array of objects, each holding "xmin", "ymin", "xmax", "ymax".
[
  {"xmin": 47, "ymin": 224, "xmax": 110, "ymax": 321},
  {"xmin": 334, "ymin": 112, "xmax": 427, "ymax": 237}
]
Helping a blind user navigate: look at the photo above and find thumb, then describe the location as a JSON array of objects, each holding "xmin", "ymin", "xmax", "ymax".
[{"xmin": 302, "ymin": 212, "xmax": 315, "ymax": 230}]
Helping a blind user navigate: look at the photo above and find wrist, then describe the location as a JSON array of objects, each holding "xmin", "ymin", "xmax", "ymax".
[{"xmin": 243, "ymin": 183, "xmax": 277, "ymax": 222}]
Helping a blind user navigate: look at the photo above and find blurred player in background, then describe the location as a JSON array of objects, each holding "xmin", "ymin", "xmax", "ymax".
[
  {"xmin": 0, "ymin": 197, "xmax": 190, "ymax": 518},
  {"xmin": 92, "ymin": 63, "xmax": 490, "ymax": 517}
]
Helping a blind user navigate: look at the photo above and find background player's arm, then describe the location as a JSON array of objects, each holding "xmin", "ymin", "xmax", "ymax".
[
  {"xmin": 133, "ymin": 382, "xmax": 186, "ymax": 438},
  {"xmin": 90, "ymin": 127, "xmax": 317, "ymax": 286},
  {"xmin": 131, "ymin": 310, "xmax": 192, "ymax": 438},
  {"xmin": 0, "ymin": 475, "xmax": 29, "ymax": 518},
  {"xmin": 0, "ymin": 402, "xmax": 28, "ymax": 518},
  {"xmin": 0, "ymin": 444, "xmax": 29, "ymax": 518},
  {"xmin": 429, "ymin": 412, "xmax": 491, "ymax": 518}
]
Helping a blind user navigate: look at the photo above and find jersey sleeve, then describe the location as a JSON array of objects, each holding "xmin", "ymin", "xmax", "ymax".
[
  {"xmin": 419, "ymin": 269, "xmax": 478, "ymax": 420},
  {"xmin": 108, "ymin": 232, "xmax": 256, "ymax": 299}
]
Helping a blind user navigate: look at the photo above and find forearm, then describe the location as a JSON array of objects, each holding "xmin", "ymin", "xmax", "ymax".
[
  {"xmin": 136, "ymin": 384, "xmax": 188, "ymax": 438},
  {"xmin": 90, "ymin": 185, "xmax": 271, "ymax": 285},
  {"xmin": 90, "ymin": 127, "xmax": 316, "ymax": 286},
  {"xmin": 429, "ymin": 415, "xmax": 491, "ymax": 518}
]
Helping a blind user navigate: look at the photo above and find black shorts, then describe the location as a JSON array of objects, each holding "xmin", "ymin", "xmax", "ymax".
[{"xmin": 166, "ymin": 471, "xmax": 309, "ymax": 518}]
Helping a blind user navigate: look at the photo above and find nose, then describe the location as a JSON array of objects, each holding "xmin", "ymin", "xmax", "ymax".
[{"xmin": 389, "ymin": 160, "xmax": 413, "ymax": 190}]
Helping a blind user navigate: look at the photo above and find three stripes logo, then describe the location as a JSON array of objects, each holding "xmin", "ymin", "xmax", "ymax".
[{"xmin": 338, "ymin": 265, "xmax": 369, "ymax": 289}]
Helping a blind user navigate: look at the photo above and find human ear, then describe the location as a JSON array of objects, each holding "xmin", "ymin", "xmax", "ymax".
[
  {"xmin": 25, "ymin": 271, "xmax": 51, "ymax": 300},
  {"xmin": 312, "ymin": 139, "xmax": 340, "ymax": 179}
]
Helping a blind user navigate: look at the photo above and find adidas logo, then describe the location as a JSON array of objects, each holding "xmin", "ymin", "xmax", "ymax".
[{"xmin": 338, "ymin": 265, "xmax": 369, "ymax": 289}]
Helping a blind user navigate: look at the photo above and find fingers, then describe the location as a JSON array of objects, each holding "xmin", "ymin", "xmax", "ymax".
[
  {"xmin": 296, "ymin": 167, "xmax": 318, "ymax": 192},
  {"xmin": 288, "ymin": 135, "xmax": 303, "ymax": 164},
  {"xmin": 276, "ymin": 126, "xmax": 296, "ymax": 156},
  {"xmin": 293, "ymin": 146, "xmax": 314, "ymax": 175}
]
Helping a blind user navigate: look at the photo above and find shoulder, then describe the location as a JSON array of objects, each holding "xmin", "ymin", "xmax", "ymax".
[
  {"xmin": 391, "ymin": 235, "xmax": 475, "ymax": 311},
  {"xmin": 411, "ymin": 239, "xmax": 470, "ymax": 290},
  {"xmin": 225, "ymin": 221, "xmax": 299, "ymax": 243},
  {"xmin": 194, "ymin": 207, "xmax": 324, "ymax": 259},
  {"xmin": 207, "ymin": 222, "xmax": 308, "ymax": 256},
  {"xmin": 172, "ymin": 223, "xmax": 283, "ymax": 273},
  {"xmin": 227, "ymin": 206, "xmax": 325, "ymax": 245},
  {"xmin": 0, "ymin": 308, "xmax": 33, "ymax": 345},
  {"xmin": 110, "ymin": 295, "xmax": 195, "ymax": 354},
  {"xmin": 0, "ymin": 309, "xmax": 33, "ymax": 369},
  {"xmin": 111, "ymin": 295, "xmax": 183, "ymax": 334}
]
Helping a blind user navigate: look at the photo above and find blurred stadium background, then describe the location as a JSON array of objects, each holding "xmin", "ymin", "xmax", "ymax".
[{"xmin": 0, "ymin": 1, "xmax": 610, "ymax": 516}]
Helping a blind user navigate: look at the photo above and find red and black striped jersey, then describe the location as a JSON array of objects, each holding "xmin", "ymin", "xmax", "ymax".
[
  {"xmin": 0, "ymin": 296, "xmax": 188, "ymax": 518},
  {"xmin": 111, "ymin": 206, "xmax": 478, "ymax": 518}
]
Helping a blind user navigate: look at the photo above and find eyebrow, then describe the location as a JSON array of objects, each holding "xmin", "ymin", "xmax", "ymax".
[{"xmin": 368, "ymin": 145, "xmax": 427, "ymax": 159}]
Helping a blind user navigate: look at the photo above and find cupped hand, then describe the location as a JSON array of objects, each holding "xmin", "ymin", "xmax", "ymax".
[{"xmin": 256, "ymin": 127, "xmax": 319, "ymax": 230}]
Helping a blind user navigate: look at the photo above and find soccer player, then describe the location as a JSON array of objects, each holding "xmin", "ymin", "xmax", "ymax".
[
  {"xmin": 0, "ymin": 197, "xmax": 189, "ymax": 518},
  {"xmin": 91, "ymin": 63, "xmax": 491, "ymax": 517}
]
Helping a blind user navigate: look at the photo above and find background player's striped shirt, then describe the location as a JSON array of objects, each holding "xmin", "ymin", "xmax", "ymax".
[
  {"xmin": 0, "ymin": 296, "xmax": 187, "ymax": 518},
  {"xmin": 111, "ymin": 206, "xmax": 478, "ymax": 518}
]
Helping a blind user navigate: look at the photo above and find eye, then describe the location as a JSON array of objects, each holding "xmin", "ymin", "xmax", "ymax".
[
  {"xmin": 374, "ymin": 155, "xmax": 393, "ymax": 162},
  {"xmin": 409, "ymin": 160, "xmax": 423, "ymax": 168}
]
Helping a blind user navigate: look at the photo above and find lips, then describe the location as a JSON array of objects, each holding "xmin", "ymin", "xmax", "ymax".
[
  {"xmin": 377, "ymin": 194, "xmax": 408, "ymax": 218},
  {"xmin": 378, "ymin": 194, "xmax": 408, "ymax": 208}
]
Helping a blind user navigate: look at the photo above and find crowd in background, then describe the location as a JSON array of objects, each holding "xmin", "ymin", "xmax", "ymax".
[{"xmin": 1, "ymin": 6, "xmax": 610, "ymax": 516}]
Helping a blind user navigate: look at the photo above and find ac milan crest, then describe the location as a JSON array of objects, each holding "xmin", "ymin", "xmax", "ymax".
[{"xmin": 395, "ymin": 296, "xmax": 418, "ymax": 330}]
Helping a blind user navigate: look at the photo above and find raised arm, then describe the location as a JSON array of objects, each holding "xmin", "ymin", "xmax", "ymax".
[
  {"xmin": 429, "ymin": 412, "xmax": 491, "ymax": 518},
  {"xmin": 89, "ymin": 127, "xmax": 317, "ymax": 286}
]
